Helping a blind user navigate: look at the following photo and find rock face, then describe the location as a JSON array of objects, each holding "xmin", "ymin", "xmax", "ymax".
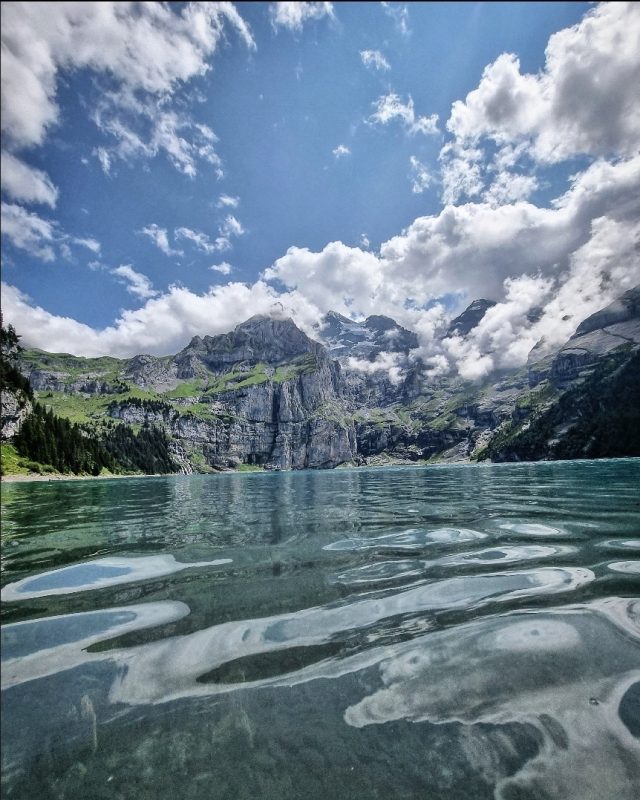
[
  {"xmin": 1, "ymin": 389, "xmax": 31, "ymax": 440},
  {"xmin": 176, "ymin": 316, "xmax": 325, "ymax": 376},
  {"xmin": 10, "ymin": 287, "xmax": 640, "ymax": 471},
  {"xmin": 445, "ymin": 299, "xmax": 496, "ymax": 338}
]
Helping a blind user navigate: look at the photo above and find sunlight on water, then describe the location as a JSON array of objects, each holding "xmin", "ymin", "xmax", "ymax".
[{"xmin": 1, "ymin": 459, "xmax": 639, "ymax": 799}]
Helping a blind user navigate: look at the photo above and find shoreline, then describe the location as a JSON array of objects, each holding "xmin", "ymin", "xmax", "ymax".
[{"xmin": 1, "ymin": 472, "xmax": 161, "ymax": 484}]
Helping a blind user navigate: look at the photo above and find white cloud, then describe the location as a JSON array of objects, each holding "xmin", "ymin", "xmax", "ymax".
[
  {"xmin": 0, "ymin": 280, "xmax": 322, "ymax": 358},
  {"xmin": 1, "ymin": 202, "xmax": 56, "ymax": 261},
  {"xmin": 92, "ymin": 100, "xmax": 224, "ymax": 178},
  {"xmin": 332, "ymin": 144, "xmax": 351, "ymax": 158},
  {"xmin": 140, "ymin": 224, "xmax": 182, "ymax": 257},
  {"xmin": 94, "ymin": 147, "xmax": 112, "ymax": 175},
  {"xmin": 112, "ymin": 264, "xmax": 158, "ymax": 300},
  {"xmin": 409, "ymin": 156, "xmax": 433, "ymax": 194},
  {"xmin": 446, "ymin": 3, "xmax": 640, "ymax": 163},
  {"xmin": 1, "ymin": 201, "xmax": 104, "ymax": 263},
  {"xmin": 264, "ymin": 241, "xmax": 385, "ymax": 318},
  {"xmin": 72, "ymin": 237, "xmax": 101, "ymax": 254},
  {"xmin": 438, "ymin": 141, "xmax": 484, "ymax": 205},
  {"xmin": 360, "ymin": 50, "xmax": 390, "ymax": 72},
  {"xmin": 370, "ymin": 93, "xmax": 439, "ymax": 136},
  {"xmin": 483, "ymin": 171, "xmax": 538, "ymax": 207},
  {"xmin": 381, "ymin": 2, "xmax": 409, "ymax": 36},
  {"xmin": 174, "ymin": 219, "xmax": 242, "ymax": 256},
  {"xmin": 0, "ymin": 151, "xmax": 58, "ymax": 207},
  {"xmin": 381, "ymin": 155, "xmax": 640, "ymax": 304},
  {"xmin": 220, "ymin": 214, "xmax": 245, "ymax": 238},
  {"xmin": 217, "ymin": 194, "xmax": 239, "ymax": 209},
  {"xmin": 346, "ymin": 352, "xmax": 406, "ymax": 385},
  {"xmin": 210, "ymin": 262, "xmax": 232, "ymax": 275},
  {"xmin": 270, "ymin": 2, "xmax": 334, "ymax": 32},
  {"xmin": 1, "ymin": 2, "xmax": 254, "ymax": 149},
  {"xmin": 360, "ymin": 233, "xmax": 371, "ymax": 249},
  {"xmin": 175, "ymin": 226, "xmax": 218, "ymax": 255}
]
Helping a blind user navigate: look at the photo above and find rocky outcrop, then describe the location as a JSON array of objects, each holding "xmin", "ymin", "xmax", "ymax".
[
  {"xmin": 1, "ymin": 389, "xmax": 32, "ymax": 440},
  {"xmin": 124, "ymin": 354, "xmax": 178, "ymax": 391}
]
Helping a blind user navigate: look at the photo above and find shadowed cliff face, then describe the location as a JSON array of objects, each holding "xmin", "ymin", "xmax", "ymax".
[{"xmin": 9, "ymin": 288, "xmax": 640, "ymax": 473}]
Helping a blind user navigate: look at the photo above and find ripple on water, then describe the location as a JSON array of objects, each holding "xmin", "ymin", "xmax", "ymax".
[
  {"xmin": 1, "ymin": 600, "xmax": 190, "ymax": 689},
  {"xmin": 1, "ymin": 554, "xmax": 232, "ymax": 601},
  {"xmin": 497, "ymin": 522, "xmax": 566, "ymax": 537},
  {"xmin": 343, "ymin": 599, "xmax": 640, "ymax": 800},
  {"xmin": 330, "ymin": 544, "xmax": 575, "ymax": 588},
  {"xmin": 608, "ymin": 561, "xmax": 640, "ymax": 575},
  {"xmin": 323, "ymin": 527, "xmax": 487, "ymax": 552}
]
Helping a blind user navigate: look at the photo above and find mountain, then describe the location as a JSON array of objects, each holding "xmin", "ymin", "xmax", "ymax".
[
  {"xmin": 315, "ymin": 311, "xmax": 418, "ymax": 360},
  {"xmin": 445, "ymin": 299, "xmax": 496, "ymax": 338},
  {"xmin": 3, "ymin": 288, "xmax": 639, "ymax": 475}
]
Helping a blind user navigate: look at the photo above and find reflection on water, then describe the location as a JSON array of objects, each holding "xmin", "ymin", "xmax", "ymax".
[
  {"xmin": 1, "ymin": 459, "xmax": 640, "ymax": 799},
  {"xmin": 1, "ymin": 555, "xmax": 232, "ymax": 600}
]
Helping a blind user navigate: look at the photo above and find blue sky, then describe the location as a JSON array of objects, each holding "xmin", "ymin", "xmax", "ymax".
[{"xmin": 2, "ymin": 2, "xmax": 639, "ymax": 378}]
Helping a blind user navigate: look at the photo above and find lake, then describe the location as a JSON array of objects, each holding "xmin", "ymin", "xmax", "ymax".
[{"xmin": 1, "ymin": 459, "xmax": 639, "ymax": 799}]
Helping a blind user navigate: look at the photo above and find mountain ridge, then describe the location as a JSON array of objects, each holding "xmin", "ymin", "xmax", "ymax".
[{"xmin": 3, "ymin": 288, "xmax": 639, "ymax": 474}]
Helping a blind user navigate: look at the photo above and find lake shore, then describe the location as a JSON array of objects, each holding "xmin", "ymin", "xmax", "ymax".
[{"xmin": 1, "ymin": 472, "xmax": 158, "ymax": 484}]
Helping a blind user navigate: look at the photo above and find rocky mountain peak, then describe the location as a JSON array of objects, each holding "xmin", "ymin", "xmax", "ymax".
[
  {"xmin": 175, "ymin": 314, "xmax": 325, "ymax": 375},
  {"xmin": 445, "ymin": 299, "xmax": 496, "ymax": 338},
  {"xmin": 316, "ymin": 311, "xmax": 418, "ymax": 361}
]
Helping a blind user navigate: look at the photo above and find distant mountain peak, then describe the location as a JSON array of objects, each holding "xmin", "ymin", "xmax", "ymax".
[
  {"xmin": 445, "ymin": 298, "xmax": 496, "ymax": 339},
  {"xmin": 316, "ymin": 311, "xmax": 418, "ymax": 361}
]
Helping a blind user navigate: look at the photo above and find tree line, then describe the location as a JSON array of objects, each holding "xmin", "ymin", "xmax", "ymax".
[{"xmin": 2, "ymin": 323, "xmax": 179, "ymax": 475}]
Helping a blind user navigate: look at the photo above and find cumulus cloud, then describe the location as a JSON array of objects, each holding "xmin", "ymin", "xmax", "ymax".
[
  {"xmin": 1, "ymin": 2, "xmax": 253, "ymax": 183},
  {"xmin": 140, "ymin": 224, "xmax": 182, "ymax": 257},
  {"xmin": 270, "ymin": 2, "xmax": 334, "ymax": 32},
  {"xmin": 380, "ymin": 155, "xmax": 640, "ymax": 303},
  {"xmin": 360, "ymin": 50, "xmax": 390, "ymax": 72},
  {"xmin": 370, "ymin": 93, "xmax": 439, "ymax": 136},
  {"xmin": 332, "ymin": 144, "xmax": 351, "ymax": 158},
  {"xmin": 112, "ymin": 264, "xmax": 158, "ymax": 300},
  {"xmin": 0, "ymin": 280, "xmax": 322, "ymax": 358},
  {"xmin": 409, "ymin": 156, "xmax": 433, "ymax": 194},
  {"xmin": 0, "ymin": 151, "xmax": 58, "ymax": 207},
  {"xmin": 264, "ymin": 241, "xmax": 385, "ymax": 318},
  {"xmin": 445, "ymin": 3, "xmax": 640, "ymax": 165},
  {"xmin": 1, "ymin": 2, "xmax": 254, "ymax": 148},
  {"xmin": 483, "ymin": 171, "xmax": 538, "ymax": 207}
]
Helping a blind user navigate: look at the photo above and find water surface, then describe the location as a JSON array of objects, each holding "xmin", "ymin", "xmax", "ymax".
[{"xmin": 2, "ymin": 460, "xmax": 639, "ymax": 799}]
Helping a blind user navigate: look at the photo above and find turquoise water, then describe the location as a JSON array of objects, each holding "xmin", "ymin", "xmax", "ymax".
[{"xmin": 1, "ymin": 460, "xmax": 639, "ymax": 799}]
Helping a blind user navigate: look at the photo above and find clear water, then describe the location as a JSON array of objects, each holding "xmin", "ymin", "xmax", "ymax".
[{"xmin": 1, "ymin": 459, "xmax": 639, "ymax": 800}]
